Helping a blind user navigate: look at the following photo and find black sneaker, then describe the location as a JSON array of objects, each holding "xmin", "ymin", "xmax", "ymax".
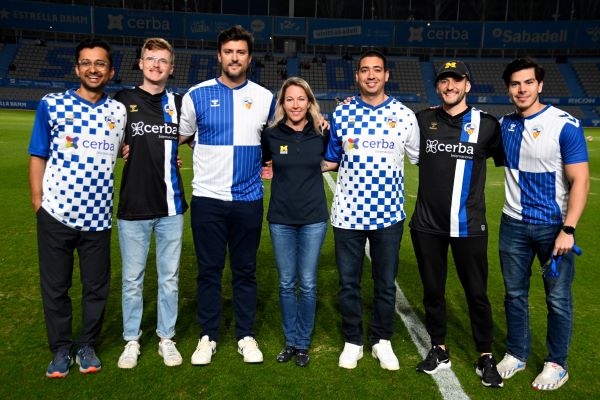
[
  {"xmin": 475, "ymin": 354, "xmax": 504, "ymax": 388},
  {"xmin": 295, "ymin": 349, "xmax": 310, "ymax": 367},
  {"xmin": 416, "ymin": 346, "xmax": 451, "ymax": 375},
  {"xmin": 276, "ymin": 346, "xmax": 296, "ymax": 363}
]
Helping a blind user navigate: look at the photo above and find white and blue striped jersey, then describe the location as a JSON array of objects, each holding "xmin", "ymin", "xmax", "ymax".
[
  {"xmin": 179, "ymin": 78, "xmax": 275, "ymax": 201},
  {"xmin": 325, "ymin": 96, "xmax": 420, "ymax": 230},
  {"xmin": 500, "ymin": 105, "xmax": 588, "ymax": 224},
  {"xmin": 28, "ymin": 89, "xmax": 126, "ymax": 231}
]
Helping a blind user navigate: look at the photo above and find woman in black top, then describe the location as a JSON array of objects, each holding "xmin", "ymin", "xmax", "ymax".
[{"xmin": 262, "ymin": 77, "xmax": 329, "ymax": 367}]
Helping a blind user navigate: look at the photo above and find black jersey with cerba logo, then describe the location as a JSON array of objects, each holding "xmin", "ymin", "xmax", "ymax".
[
  {"xmin": 410, "ymin": 106, "xmax": 503, "ymax": 237},
  {"xmin": 115, "ymin": 87, "xmax": 188, "ymax": 220}
]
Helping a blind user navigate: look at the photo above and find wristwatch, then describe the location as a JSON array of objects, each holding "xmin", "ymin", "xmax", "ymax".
[{"xmin": 561, "ymin": 225, "xmax": 575, "ymax": 235}]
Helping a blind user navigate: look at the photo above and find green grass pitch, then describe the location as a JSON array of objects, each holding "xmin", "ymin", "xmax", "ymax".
[{"xmin": 0, "ymin": 109, "xmax": 597, "ymax": 399}]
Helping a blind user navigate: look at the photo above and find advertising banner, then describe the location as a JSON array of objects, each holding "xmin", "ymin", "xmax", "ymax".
[
  {"xmin": 483, "ymin": 21, "xmax": 574, "ymax": 48},
  {"xmin": 1, "ymin": 0, "xmax": 90, "ymax": 34},
  {"xmin": 395, "ymin": 21, "xmax": 482, "ymax": 48},
  {"xmin": 307, "ymin": 18, "xmax": 394, "ymax": 46}
]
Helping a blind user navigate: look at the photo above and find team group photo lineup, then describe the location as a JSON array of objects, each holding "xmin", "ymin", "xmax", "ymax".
[{"xmin": 10, "ymin": 2, "xmax": 594, "ymax": 397}]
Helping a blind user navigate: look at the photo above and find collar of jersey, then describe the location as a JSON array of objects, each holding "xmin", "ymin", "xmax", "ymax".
[
  {"xmin": 215, "ymin": 77, "xmax": 249, "ymax": 91},
  {"xmin": 70, "ymin": 88, "xmax": 108, "ymax": 108},
  {"xmin": 355, "ymin": 95, "xmax": 393, "ymax": 111},
  {"xmin": 522, "ymin": 104, "xmax": 551, "ymax": 120}
]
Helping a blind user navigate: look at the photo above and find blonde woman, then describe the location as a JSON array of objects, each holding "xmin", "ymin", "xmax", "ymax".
[{"xmin": 261, "ymin": 77, "xmax": 329, "ymax": 367}]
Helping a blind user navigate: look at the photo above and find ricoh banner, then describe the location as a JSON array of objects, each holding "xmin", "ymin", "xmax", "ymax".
[{"xmin": 395, "ymin": 22, "xmax": 482, "ymax": 48}]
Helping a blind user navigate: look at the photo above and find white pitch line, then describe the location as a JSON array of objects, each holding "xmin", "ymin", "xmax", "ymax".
[{"xmin": 324, "ymin": 172, "xmax": 470, "ymax": 400}]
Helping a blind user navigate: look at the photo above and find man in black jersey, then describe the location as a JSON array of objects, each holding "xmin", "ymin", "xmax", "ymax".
[
  {"xmin": 411, "ymin": 60, "xmax": 504, "ymax": 387},
  {"xmin": 114, "ymin": 38, "xmax": 187, "ymax": 369}
]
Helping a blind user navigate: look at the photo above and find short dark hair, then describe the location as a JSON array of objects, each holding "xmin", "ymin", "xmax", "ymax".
[
  {"xmin": 75, "ymin": 38, "xmax": 113, "ymax": 67},
  {"xmin": 217, "ymin": 25, "xmax": 254, "ymax": 55},
  {"xmin": 357, "ymin": 50, "xmax": 387, "ymax": 72},
  {"xmin": 502, "ymin": 57, "xmax": 545, "ymax": 87}
]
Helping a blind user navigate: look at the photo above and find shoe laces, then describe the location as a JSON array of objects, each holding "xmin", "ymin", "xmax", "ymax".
[
  {"xmin": 78, "ymin": 346, "xmax": 96, "ymax": 360},
  {"xmin": 123, "ymin": 341, "xmax": 139, "ymax": 356},
  {"xmin": 241, "ymin": 337, "xmax": 259, "ymax": 352},
  {"xmin": 161, "ymin": 340, "xmax": 178, "ymax": 357},
  {"xmin": 53, "ymin": 350, "xmax": 71, "ymax": 363}
]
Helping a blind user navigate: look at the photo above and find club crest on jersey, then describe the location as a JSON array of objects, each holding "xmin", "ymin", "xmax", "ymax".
[
  {"xmin": 129, "ymin": 104, "xmax": 139, "ymax": 113},
  {"xmin": 210, "ymin": 99, "xmax": 220, "ymax": 107},
  {"xmin": 105, "ymin": 116, "xmax": 116, "ymax": 130},
  {"xmin": 279, "ymin": 145, "xmax": 288, "ymax": 154},
  {"xmin": 65, "ymin": 113, "xmax": 74, "ymax": 123},
  {"xmin": 345, "ymin": 138, "xmax": 360, "ymax": 150},
  {"xmin": 508, "ymin": 123, "xmax": 516, "ymax": 133},
  {"xmin": 429, "ymin": 121, "xmax": 438, "ymax": 130},
  {"xmin": 243, "ymin": 97, "xmax": 253, "ymax": 109},
  {"xmin": 348, "ymin": 116, "xmax": 356, "ymax": 125},
  {"xmin": 65, "ymin": 135, "xmax": 79, "ymax": 149},
  {"xmin": 532, "ymin": 126, "xmax": 542, "ymax": 139},
  {"xmin": 164, "ymin": 103, "xmax": 174, "ymax": 116},
  {"xmin": 386, "ymin": 115, "xmax": 398, "ymax": 128},
  {"xmin": 464, "ymin": 122, "xmax": 476, "ymax": 135}
]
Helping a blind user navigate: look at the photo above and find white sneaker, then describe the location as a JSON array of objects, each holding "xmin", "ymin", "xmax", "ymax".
[
  {"xmin": 496, "ymin": 353, "xmax": 526, "ymax": 379},
  {"xmin": 191, "ymin": 335, "xmax": 217, "ymax": 366},
  {"xmin": 158, "ymin": 339, "xmax": 183, "ymax": 367},
  {"xmin": 532, "ymin": 362, "xmax": 569, "ymax": 391},
  {"xmin": 118, "ymin": 341, "xmax": 140, "ymax": 369},
  {"xmin": 371, "ymin": 339, "xmax": 400, "ymax": 370},
  {"xmin": 339, "ymin": 342, "xmax": 363, "ymax": 369},
  {"xmin": 237, "ymin": 336, "xmax": 263, "ymax": 363}
]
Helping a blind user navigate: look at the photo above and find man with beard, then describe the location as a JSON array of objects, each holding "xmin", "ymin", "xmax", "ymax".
[
  {"xmin": 411, "ymin": 60, "xmax": 504, "ymax": 388},
  {"xmin": 179, "ymin": 25, "xmax": 275, "ymax": 365},
  {"xmin": 114, "ymin": 38, "xmax": 187, "ymax": 369},
  {"xmin": 28, "ymin": 38, "xmax": 126, "ymax": 378}
]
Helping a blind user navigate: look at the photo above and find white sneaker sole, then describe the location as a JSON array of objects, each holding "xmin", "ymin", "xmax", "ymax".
[
  {"xmin": 532, "ymin": 372, "xmax": 569, "ymax": 391},
  {"xmin": 419, "ymin": 360, "xmax": 452, "ymax": 375},
  {"xmin": 339, "ymin": 351, "xmax": 363, "ymax": 369},
  {"xmin": 371, "ymin": 350, "xmax": 399, "ymax": 371},
  {"xmin": 499, "ymin": 364, "xmax": 526, "ymax": 379}
]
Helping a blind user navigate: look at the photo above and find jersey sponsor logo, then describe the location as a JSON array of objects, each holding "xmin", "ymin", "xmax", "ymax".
[
  {"xmin": 279, "ymin": 145, "xmax": 288, "ymax": 154},
  {"xmin": 532, "ymin": 125, "xmax": 542, "ymax": 139},
  {"xmin": 210, "ymin": 99, "xmax": 220, "ymax": 107},
  {"xmin": 130, "ymin": 121, "xmax": 178, "ymax": 137},
  {"xmin": 105, "ymin": 116, "xmax": 116, "ymax": 130},
  {"xmin": 425, "ymin": 139, "xmax": 474, "ymax": 159},
  {"xmin": 164, "ymin": 103, "xmax": 174, "ymax": 116},
  {"xmin": 129, "ymin": 104, "xmax": 138, "ymax": 112},
  {"xmin": 345, "ymin": 137, "xmax": 396, "ymax": 152},
  {"xmin": 386, "ymin": 115, "xmax": 397, "ymax": 128},
  {"xmin": 464, "ymin": 122, "xmax": 476, "ymax": 135},
  {"xmin": 243, "ymin": 97, "xmax": 253, "ymax": 109},
  {"xmin": 65, "ymin": 135, "xmax": 79, "ymax": 149}
]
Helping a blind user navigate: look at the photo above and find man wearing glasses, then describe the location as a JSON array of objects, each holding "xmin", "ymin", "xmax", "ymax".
[
  {"xmin": 114, "ymin": 38, "xmax": 187, "ymax": 369},
  {"xmin": 28, "ymin": 38, "xmax": 126, "ymax": 378}
]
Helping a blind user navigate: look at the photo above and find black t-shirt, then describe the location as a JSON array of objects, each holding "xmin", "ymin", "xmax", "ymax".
[
  {"xmin": 262, "ymin": 120, "xmax": 329, "ymax": 225},
  {"xmin": 115, "ymin": 87, "xmax": 188, "ymax": 220},
  {"xmin": 410, "ymin": 106, "xmax": 503, "ymax": 237}
]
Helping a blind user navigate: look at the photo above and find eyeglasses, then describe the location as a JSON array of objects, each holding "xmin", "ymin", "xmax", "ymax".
[
  {"xmin": 78, "ymin": 60, "xmax": 109, "ymax": 69},
  {"xmin": 143, "ymin": 56, "xmax": 170, "ymax": 65}
]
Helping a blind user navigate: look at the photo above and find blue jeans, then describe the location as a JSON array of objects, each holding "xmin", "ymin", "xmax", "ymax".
[
  {"xmin": 499, "ymin": 214, "xmax": 575, "ymax": 368},
  {"xmin": 333, "ymin": 221, "xmax": 404, "ymax": 345},
  {"xmin": 269, "ymin": 221, "xmax": 328, "ymax": 349},
  {"xmin": 118, "ymin": 215, "xmax": 184, "ymax": 341}
]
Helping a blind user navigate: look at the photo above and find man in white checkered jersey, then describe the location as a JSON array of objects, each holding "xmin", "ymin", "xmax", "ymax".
[
  {"xmin": 28, "ymin": 38, "xmax": 126, "ymax": 378},
  {"xmin": 322, "ymin": 50, "xmax": 420, "ymax": 371}
]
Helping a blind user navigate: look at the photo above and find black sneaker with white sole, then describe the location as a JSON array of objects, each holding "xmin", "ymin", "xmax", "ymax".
[
  {"xmin": 416, "ymin": 346, "xmax": 451, "ymax": 374},
  {"xmin": 475, "ymin": 354, "xmax": 504, "ymax": 388}
]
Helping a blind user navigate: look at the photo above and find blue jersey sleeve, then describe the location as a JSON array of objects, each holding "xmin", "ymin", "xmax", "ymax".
[
  {"xmin": 28, "ymin": 100, "xmax": 51, "ymax": 158},
  {"xmin": 324, "ymin": 117, "xmax": 342, "ymax": 163},
  {"xmin": 559, "ymin": 122, "xmax": 588, "ymax": 165}
]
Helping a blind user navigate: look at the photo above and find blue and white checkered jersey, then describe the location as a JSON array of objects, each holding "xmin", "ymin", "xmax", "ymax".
[
  {"xmin": 179, "ymin": 78, "xmax": 275, "ymax": 201},
  {"xmin": 324, "ymin": 96, "xmax": 420, "ymax": 230},
  {"xmin": 28, "ymin": 89, "xmax": 126, "ymax": 231},
  {"xmin": 500, "ymin": 105, "xmax": 588, "ymax": 225}
]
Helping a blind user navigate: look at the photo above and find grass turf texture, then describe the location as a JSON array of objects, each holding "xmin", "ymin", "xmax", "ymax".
[{"xmin": 0, "ymin": 109, "xmax": 597, "ymax": 399}]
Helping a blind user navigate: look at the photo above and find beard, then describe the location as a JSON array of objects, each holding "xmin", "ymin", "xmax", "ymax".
[{"xmin": 442, "ymin": 90, "xmax": 467, "ymax": 108}]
